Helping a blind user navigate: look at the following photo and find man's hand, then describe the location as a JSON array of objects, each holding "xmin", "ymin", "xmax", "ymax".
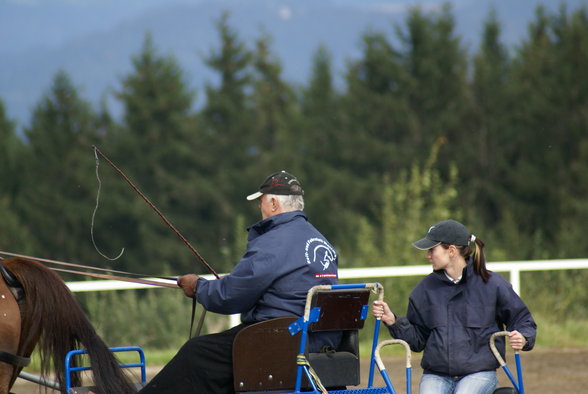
[{"xmin": 177, "ymin": 274, "xmax": 199, "ymax": 298}]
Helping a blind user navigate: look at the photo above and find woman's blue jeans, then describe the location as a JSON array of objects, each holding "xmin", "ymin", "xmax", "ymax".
[{"xmin": 419, "ymin": 370, "xmax": 498, "ymax": 394}]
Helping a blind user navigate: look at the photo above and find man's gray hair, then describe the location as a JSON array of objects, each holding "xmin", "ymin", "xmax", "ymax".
[{"xmin": 269, "ymin": 194, "xmax": 305, "ymax": 212}]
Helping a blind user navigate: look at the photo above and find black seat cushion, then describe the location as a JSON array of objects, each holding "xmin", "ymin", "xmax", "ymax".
[
  {"xmin": 493, "ymin": 388, "xmax": 517, "ymax": 394},
  {"xmin": 306, "ymin": 330, "xmax": 360, "ymax": 388},
  {"xmin": 308, "ymin": 350, "xmax": 360, "ymax": 387}
]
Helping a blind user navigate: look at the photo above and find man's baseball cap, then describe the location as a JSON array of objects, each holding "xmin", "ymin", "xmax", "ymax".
[
  {"xmin": 246, "ymin": 170, "xmax": 304, "ymax": 201},
  {"xmin": 412, "ymin": 219, "xmax": 470, "ymax": 250}
]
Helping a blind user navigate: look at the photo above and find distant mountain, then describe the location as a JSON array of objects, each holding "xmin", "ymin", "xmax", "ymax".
[{"xmin": 0, "ymin": 0, "xmax": 585, "ymax": 130}]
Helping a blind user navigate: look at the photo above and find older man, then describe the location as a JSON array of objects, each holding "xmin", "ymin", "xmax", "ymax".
[{"xmin": 139, "ymin": 171, "xmax": 339, "ymax": 394}]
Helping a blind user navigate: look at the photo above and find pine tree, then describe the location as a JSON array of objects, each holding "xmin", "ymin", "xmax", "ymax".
[
  {"xmin": 297, "ymin": 45, "xmax": 352, "ymax": 242},
  {"xmin": 199, "ymin": 12, "xmax": 259, "ymax": 269},
  {"xmin": 250, "ymin": 31, "xmax": 299, "ymax": 168},
  {"xmin": 113, "ymin": 33, "xmax": 204, "ymax": 274},
  {"xmin": 466, "ymin": 10, "xmax": 514, "ymax": 225},
  {"xmin": 201, "ymin": 11, "xmax": 253, "ymax": 172},
  {"xmin": 16, "ymin": 71, "xmax": 99, "ymax": 260},
  {"xmin": 397, "ymin": 4, "xmax": 470, "ymax": 170},
  {"xmin": 0, "ymin": 99, "xmax": 35, "ymax": 253},
  {"xmin": 0, "ymin": 99, "xmax": 24, "ymax": 199},
  {"xmin": 505, "ymin": 6, "xmax": 588, "ymax": 253},
  {"xmin": 343, "ymin": 30, "xmax": 412, "ymax": 173}
]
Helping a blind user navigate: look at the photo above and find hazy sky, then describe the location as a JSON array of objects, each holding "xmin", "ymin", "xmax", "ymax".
[
  {"xmin": 2, "ymin": 0, "xmax": 585, "ymax": 51},
  {"xmin": 2, "ymin": 0, "xmax": 586, "ymax": 128}
]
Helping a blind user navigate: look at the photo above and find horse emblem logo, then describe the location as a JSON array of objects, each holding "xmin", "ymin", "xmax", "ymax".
[{"xmin": 305, "ymin": 238, "xmax": 337, "ymax": 270}]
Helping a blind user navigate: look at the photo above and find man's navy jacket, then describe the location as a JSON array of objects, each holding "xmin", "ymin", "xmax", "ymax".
[{"xmin": 196, "ymin": 211, "xmax": 339, "ymax": 351}]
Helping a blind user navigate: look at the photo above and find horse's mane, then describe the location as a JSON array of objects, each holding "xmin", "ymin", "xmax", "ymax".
[{"xmin": 4, "ymin": 257, "xmax": 136, "ymax": 394}]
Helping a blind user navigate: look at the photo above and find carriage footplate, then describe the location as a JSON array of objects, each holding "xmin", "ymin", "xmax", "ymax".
[
  {"xmin": 314, "ymin": 388, "xmax": 389, "ymax": 394},
  {"xmin": 69, "ymin": 381, "xmax": 146, "ymax": 393}
]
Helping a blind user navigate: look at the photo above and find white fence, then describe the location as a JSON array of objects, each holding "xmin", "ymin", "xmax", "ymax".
[
  {"xmin": 66, "ymin": 258, "xmax": 588, "ymax": 296},
  {"xmin": 67, "ymin": 259, "xmax": 588, "ymax": 294},
  {"xmin": 66, "ymin": 259, "xmax": 588, "ymax": 327}
]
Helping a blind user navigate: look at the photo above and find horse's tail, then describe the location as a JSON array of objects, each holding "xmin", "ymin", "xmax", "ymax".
[{"xmin": 4, "ymin": 258, "xmax": 137, "ymax": 394}]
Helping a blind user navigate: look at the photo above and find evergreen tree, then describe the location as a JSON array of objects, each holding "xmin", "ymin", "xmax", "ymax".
[
  {"xmin": 506, "ymin": 6, "xmax": 588, "ymax": 254},
  {"xmin": 342, "ymin": 30, "xmax": 412, "ymax": 174},
  {"xmin": 300, "ymin": 44, "xmax": 341, "ymax": 147},
  {"xmin": 397, "ymin": 4, "xmax": 470, "ymax": 170},
  {"xmin": 466, "ymin": 10, "xmax": 514, "ymax": 225},
  {"xmin": 16, "ymin": 71, "xmax": 99, "ymax": 261},
  {"xmin": 298, "ymin": 45, "xmax": 353, "ymax": 244},
  {"xmin": 199, "ymin": 12, "xmax": 258, "ymax": 270},
  {"xmin": 250, "ymin": 31, "xmax": 299, "ymax": 168},
  {"xmin": 202, "ymin": 12, "xmax": 252, "ymax": 132},
  {"xmin": 554, "ymin": 7, "xmax": 588, "ymax": 258},
  {"xmin": 0, "ymin": 99, "xmax": 35, "ymax": 253},
  {"xmin": 113, "ymin": 33, "xmax": 202, "ymax": 274},
  {"xmin": 0, "ymin": 99, "xmax": 24, "ymax": 199}
]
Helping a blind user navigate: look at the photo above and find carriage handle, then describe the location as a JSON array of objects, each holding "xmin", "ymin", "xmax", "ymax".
[
  {"xmin": 489, "ymin": 331, "xmax": 525, "ymax": 365},
  {"xmin": 302, "ymin": 282, "xmax": 383, "ymax": 321},
  {"xmin": 374, "ymin": 339, "xmax": 412, "ymax": 394},
  {"xmin": 490, "ymin": 331, "xmax": 525, "ymax": 394}
]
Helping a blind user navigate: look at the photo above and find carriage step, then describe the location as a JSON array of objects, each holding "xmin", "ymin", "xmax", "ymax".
[
  {"xmin": 239, "ymin": 388, "xmax": 390, "ymax": 394},
  {"xmin": 69, "ymin": 381, "xmax": 147, "ymax": 393}
]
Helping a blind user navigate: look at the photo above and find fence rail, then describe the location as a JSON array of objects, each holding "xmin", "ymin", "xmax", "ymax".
[
  {"xmin": 66, "ymin": 258, "xmax": 588, "ymax": 327},
  {"xmin": 66, "ymin": 258, "xmax": 588, "ymax": 296}
]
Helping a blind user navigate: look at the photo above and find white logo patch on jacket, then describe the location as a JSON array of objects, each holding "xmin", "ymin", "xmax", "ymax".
[{"xmin": 305, "ymin": 237, "xmax": 337, "ymax": 271}]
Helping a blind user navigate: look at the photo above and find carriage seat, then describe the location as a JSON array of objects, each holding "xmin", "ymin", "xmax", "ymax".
[{"xmin": 233, "ymin": 287, "xmax": 371, "ymax": 392}]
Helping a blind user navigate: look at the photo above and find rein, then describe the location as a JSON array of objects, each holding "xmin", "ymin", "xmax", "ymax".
[{"xmin": 0, "ymin": 251, "xmax": 177, "ymax": 289}]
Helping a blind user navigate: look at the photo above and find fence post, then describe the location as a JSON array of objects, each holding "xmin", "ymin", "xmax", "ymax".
[{"xmin": 510, "ymin": 268, "xmax": 521, "ymax": 296}]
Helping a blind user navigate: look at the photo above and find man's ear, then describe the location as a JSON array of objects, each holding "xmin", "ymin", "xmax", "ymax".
[{"xmin": 271, "ymin": 196, "xmax": 278, "ymax": 212}]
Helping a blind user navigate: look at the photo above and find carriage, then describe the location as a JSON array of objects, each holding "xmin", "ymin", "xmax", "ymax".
[
  {"xmin": 1, "ymin": 256, "xmax": 523, "ymax": 393},
  {"xmin": 63, "ymin": 283, "xmax": 523, "ymax": 394}
]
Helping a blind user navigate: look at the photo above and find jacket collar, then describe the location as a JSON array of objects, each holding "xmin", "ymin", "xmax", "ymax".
[
  {"xmin": 433, "ymin": 256, "xmax": 474, "ymax": 284},
  {"xmin": 248, "ymin": 211, "xmax": 307, "ymax": 240}
]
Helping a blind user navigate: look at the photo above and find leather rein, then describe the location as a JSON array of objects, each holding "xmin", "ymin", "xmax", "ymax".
[{"xmin": 0, "ymin": 251, "xmax": 178, "ymax": 289}]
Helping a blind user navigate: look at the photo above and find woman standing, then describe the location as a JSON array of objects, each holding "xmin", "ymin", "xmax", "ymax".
[{"xmin": 373, "ymin": 219, "xmax": 536, "ymax": 394}]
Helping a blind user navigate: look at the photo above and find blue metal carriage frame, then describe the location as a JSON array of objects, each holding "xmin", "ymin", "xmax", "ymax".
[
  {"xmin": 64, "ymin": 346, "xmax": 147, "ymax": 392},
  {"xmin": 490, "ymin": 331, "xmax": 525, "ymax": 394},
  {"xmin": 281, "ymin": 283, "xmax": 412, "ymax": 394}
]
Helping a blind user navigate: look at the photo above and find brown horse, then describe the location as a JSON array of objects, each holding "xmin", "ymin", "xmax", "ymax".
[{"xmin": 0, "ymin": 257, "xmax": 137, "ymax": 394}]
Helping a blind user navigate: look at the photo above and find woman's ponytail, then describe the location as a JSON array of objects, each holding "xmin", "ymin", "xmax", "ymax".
[{"xmin": 471, "ymin": 235, "xmax": 490, "ymax": 282}]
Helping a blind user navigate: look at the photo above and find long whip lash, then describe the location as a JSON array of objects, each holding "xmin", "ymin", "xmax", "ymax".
[
  {"xmin": 92, "ymin": 145, "xmax": 220, "ymax": 279},
  {"xmin": 91, "ymin": 147, "xmax": 124, "ymax": 260}
]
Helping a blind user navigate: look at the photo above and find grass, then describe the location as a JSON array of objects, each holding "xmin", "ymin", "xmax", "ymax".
[
  {"xmin": 533, "ymin": 315, "xmax": 588, "ymax": 348},
  {"xmin": 21, "ymin": 315, "xmax": 588, "ymax": 376}
]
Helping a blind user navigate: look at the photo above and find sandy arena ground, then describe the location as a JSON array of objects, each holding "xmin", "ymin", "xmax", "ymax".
[{"xmin": 11, "ymin": 347, "xmax": 588, "ymax": 393}]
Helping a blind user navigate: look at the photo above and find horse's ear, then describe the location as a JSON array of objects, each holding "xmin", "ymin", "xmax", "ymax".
[{"xmin": 0, "ymin": 258, "xmax": 20, "ymax": 288}]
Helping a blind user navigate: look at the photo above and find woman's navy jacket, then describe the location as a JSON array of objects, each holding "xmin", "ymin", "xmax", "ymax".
[{"xmin": 388, "ymin": 261, "xmax": 537, "ymax": 378}]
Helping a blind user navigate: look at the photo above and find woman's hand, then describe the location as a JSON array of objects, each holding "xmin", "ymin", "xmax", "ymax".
[
  {"xmin": 508, "ymin": 330, "xmax": 526, "ymax": 350},
  {"xmin": 372, "ymin": 300, "xmax": 396, "ymax": 326}
]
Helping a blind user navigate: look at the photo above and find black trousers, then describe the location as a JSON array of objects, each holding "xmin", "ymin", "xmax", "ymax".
[{"xmin": 138, "ymin": 324, "xmax": 247, "ymax": 394}]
